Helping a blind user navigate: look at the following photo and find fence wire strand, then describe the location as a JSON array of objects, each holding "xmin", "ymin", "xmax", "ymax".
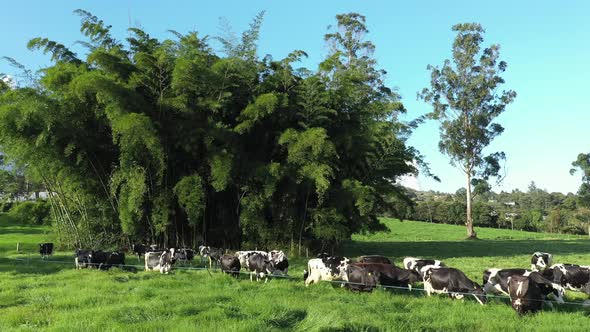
[{"xmin": 10, "ymin": 257, "xmax": 590, "ymax": 307}]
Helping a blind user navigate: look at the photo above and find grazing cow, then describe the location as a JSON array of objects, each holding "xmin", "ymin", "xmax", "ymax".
[
  {"xmin": 90, "ymin": 251, "xmax": 125, "ymax": 270},
  {"xmin": 173, "ymin": 248, "xmax": 195, "ymax": 264},
  {"xmin": 351, "ymin": 262, "xmax": 421, "ymax": 289},
  {"xmin": 483, "ymin": 268, "xmax": 564, "ymax": 305},
  {"xmin": 543, "ymin": 264, "xmax": 590, "ymax": 293},
  {"xmin": 403, "ymin": 257, "xmax": 445, "ymax": 274},
  {"xmin": 220, "ymin": 254, "xmax": 241, "ymax": 278},
  {"xmin": 531, "ymin": 252, "xmax": 553, "ymax": 272},
  {"xmin": 508, "ymin": 274, "xmax": 558, "ymax": 314},
  {"xmin": 344, "ymin": 265, "xmax": 379, "ymax": 292},
  {"xmin": 39, "ymin": 243, "xmax": 54, "ymax": 259},
  {"xmin": 357, "ymin": 255, "xmax": 393, "ymax": 265},
  {"xmin": 145, "ymin": 249, "xmax": 175, "ymax": 273},
  {"xmin": 236, "ymin": 251, "xmax": 268, "ymax": 270},
  {"xmin": 248, "ymin": 253, "xmax": 275, "ymax": 282},
  {"xmin": 269, "ymin": 250, "xmax": 289, "ymax": 276},
  {"xmin": 304, "ymin": 255, "xmax": 350, "ymax": 286},
  {"xmin": 198, "ymin": 246, "xmax": 224, "ymax": 268},
  {"xmin": 422, "ymin": 267, "xmax": 487, "ymax": 305},
  {"xmin": 75, "ymin": 249, "xmax": 94, "ymax": 269}
]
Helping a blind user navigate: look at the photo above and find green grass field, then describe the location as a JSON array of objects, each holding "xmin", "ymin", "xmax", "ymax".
[{"xmin": 1, "ymin": 215, "xmax": 589, "ymax": 331}]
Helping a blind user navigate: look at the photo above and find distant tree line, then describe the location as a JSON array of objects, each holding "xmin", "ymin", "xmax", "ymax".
[
  {"xmin": 0, "ymin": 11, "xmax": 420, "ymax": 252},
  {"xmin": 389, "ymin": 181, "xmax": 590, "ymax": 236}
]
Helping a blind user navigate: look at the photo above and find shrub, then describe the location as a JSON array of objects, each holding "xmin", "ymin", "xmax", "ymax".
[{"xmin": 8, "ymin": 200, "xmax": 51, "ymax": 225}]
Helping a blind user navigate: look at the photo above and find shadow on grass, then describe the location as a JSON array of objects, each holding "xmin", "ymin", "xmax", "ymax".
[{"xmin": 343, "ymin": 239, "xmax": 590, "ymax": 259}]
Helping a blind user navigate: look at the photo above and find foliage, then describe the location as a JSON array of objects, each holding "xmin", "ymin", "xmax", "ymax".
[
  {"xmin": 419, "ymin": 23, "xmax": 516, "ymax": 238},
  {"xmin": 0, "ymin": 11, "xmax": 418, "ymax": 250},
  {"xmin": 8, "ymin": 200, "xmax": 51, "ymax": 225}
]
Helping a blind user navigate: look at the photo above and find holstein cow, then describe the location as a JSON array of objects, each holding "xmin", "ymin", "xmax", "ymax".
[
  {"xmin": 236, "ymin": 251, "xmax": 268, "ymax": 270},
  {"xmin": 403, "ymin": 257, "xmax": 445, "ymax": 275},
  {"xmin": 75, "ymin": 249, "xmax": 94, "ymax": 269},
  {"xmin": 220, "ymin": 254, "xmax": 241, "ymax": 278},
  {"xmin": 508, "ymin": 274, "xmax": 559, "ymax": 314},
  {"xmin": 344, "ymin": 264, "xmax": 379, "ymax": 292},
  {"xmin": 531, "ymin": 252, "xmax": 553, "ymax": 272},
  {"xmin": 483, "ymin": 268, "xmax": 564, "ymax": 306},
  {"xmin": 39, "ymin": 243, "xmax": 54, "ymax": 259},
  {"xmin": 198, "ymin": 246, "xmax": 224, "ymax": 268},
  {"xmin": 357, "ymin": 255, "xmax": 393, "ymax": 265},
  {"xmin": 145, "ymin": 249, "xmax": 175, "ymax": 274},
  {"xmin": 132, "ymin": 244, "xmax": 149, "ymax": 261},
  {"xmin": 304, "ymin": 255, "xmax": 350, "ymax": 286},
  {"xmin": 174, "ymin": 248, "xmax": 195, "ymax": 265},
  {"xmin": 248, "ymin": 253, "xmax": 275, "ymax": 283},
  {"xmin": 422, "ymin": 267, "xmax": 487, "ymax": 305},
  {"xmin": 351, "ymin": 262, "xmax": 421, "ymax": 290},
  {"xmin": 543, "ymin": 264, "xmax": 590, "ymax": 293},
  {"xmin": 269, "ymin": 250, "xmax": 289, "ymax": 276}
]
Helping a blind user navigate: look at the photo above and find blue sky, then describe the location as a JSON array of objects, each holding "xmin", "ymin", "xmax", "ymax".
[{"xmin": 2, "ymin": 1, "xmax": 589, "ymax": 194}]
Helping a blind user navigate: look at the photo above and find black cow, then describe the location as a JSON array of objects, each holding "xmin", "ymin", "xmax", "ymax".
[
  {"xmin": 248, "ymin": 253, "xmax": 275, "ymax": 282},
  {"xmin": 508, "ymin": 274, "xmax": 558, "ymax": 314},
  {"xmin": 483, "ymin": 268, "xmax": 564, "ymax": 305},
  {"xmin": 531, "ymin": 252, "xmax": 553, "ymax": 272},
  {"xmin": 220, "ymin": 254, "xmax": 241, "ymax": 278},
  {"xmin": 344, "ymin": 265, "xmax": 379, "ymax": 292},
  {"xmin": 543, "ymin": 264, "xmax": 590, "ymax": 293},
  {"xmin": 351, "ymin": 262, "xmax": 421, "ymax": 289},
  {"xmin": 403, "ymin": 257, "xmax": 445, "ymax": 275},
  {"xmin": 39, "ymin": 243, "xmax": 54, "ymax": 259},
  {"xmin": 132, "ymin": 244, "xmax": 148, "ymax": 261},
  {"xmin": 75, "ymin": 249, "xmax": 93, "ymax": 269},
  {"xmin": 357, "ymin": 255, "xmax": 393, "ymax": 265},
  {"xmin": 423, "ymin": 267, "xmax": 487, "ymax": 305},
  {"xmin": 91, "ymin": 251, "xmax": 125, "ymax": 270}
]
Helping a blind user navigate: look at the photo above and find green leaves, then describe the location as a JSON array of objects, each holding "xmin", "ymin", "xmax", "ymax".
[{"xmin": 173, "ymin": 175, "xmax": 205, "ymax": 226}]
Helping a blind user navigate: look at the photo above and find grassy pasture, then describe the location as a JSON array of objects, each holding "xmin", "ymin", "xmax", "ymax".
[{"xmin": 0, "ymin": 215, "xmax": 589, "ymax": 331}]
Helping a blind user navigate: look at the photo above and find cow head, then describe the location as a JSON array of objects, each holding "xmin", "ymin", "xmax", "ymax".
[
  {"xmin": 531, "ymin": 252, "xmax": 552, "ymax": 271},
  {"xmin": 198, "ymin": 245, "xmax": 210, "ymax": 257},
  {"xmin": 471, "ymin": 284, "xmax": 488, "ymax": 305}
]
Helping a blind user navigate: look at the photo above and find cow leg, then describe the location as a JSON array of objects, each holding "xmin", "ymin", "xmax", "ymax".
[{"xmin": 250, "ymin": 272, "xmax": 253, "ymax": 282}]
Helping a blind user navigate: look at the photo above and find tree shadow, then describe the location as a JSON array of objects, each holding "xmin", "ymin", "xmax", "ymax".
[{"xmin": 343, "ymin": 239, "xmax": 590, "ymax": 260}]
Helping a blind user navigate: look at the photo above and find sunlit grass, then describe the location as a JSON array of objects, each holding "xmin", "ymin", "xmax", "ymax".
[{"xmin": 1, "ymin": 215, "xmax": 589, "ymax": 331}]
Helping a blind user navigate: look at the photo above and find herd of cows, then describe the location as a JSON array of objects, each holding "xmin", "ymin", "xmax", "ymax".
[{"xmin": 37, "ymin": 242, "xmax": 590, "ymax": 315}]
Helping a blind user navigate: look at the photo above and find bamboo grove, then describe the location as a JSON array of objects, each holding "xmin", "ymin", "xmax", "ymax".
[{"xmin": 0, "ymin": 11, "xmax": 419, "ymax": 252}]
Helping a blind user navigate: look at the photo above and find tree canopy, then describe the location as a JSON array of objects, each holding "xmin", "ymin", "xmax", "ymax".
[{"xmin": 0, "ymin": 11, "xmax": 418, "ymax": 252}]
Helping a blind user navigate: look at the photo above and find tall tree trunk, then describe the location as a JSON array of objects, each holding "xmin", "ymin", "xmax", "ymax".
[{"xmin": 466, "ymin": 172, "xmax": 477, "ymax": 238}]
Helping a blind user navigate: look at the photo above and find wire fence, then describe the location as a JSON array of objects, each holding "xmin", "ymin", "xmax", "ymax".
[{"xmin": 9, "ymin": 256, "xmax": 590, "ymax": 307}]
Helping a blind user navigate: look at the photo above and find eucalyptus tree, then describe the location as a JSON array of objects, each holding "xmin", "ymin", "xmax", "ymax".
[
  {"xmin": 419, "ymin": 23, "xmax": 516, "ymax": 238},
  {"xmin": 571, "ymin": 153, "xmax": 590, "ymax": 236}
]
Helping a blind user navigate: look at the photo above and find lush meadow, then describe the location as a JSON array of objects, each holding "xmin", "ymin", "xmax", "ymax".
[{"xmin": 1, "ymin": 216, "xmax": 589, "ymax": 331}]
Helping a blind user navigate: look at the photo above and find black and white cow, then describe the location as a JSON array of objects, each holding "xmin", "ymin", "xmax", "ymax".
[
  {"xmin": 90, "ymin": 251, "xmax": 126, "ymax": 270},
  {"xmin": 39, "ymin": 243, "xmax": 54, "ymax": 259},
  {"xmin": 403, "ymin": 257, "xmax": 445, "ymax": 275},
  {"xmin": 145, "ymin": 249, "xmax": 175, "ymax": 274},
  {"xmin": 220, "ymin": 254, "xmax": 241, "ymax": 278},
  {"xmin": 236, "ymin": 251, "xmax": 268, "ymax": 270},
  {"xmin": 508, "ymin": 274, "xmax": 557, "ymax": 314},
  {"xmin": 269, "ymin": 250, "xmax": 289, "ymax": 276},
  {"xmin": 248, "ymin": 253, "xmax": 275, "ymax": 282},
  {"xmin": 351, "ymin": 262, "xmax": 421, "ymax": 290},
  {"xmin": 344, "ymin": 264, "xmax": 379, "ymax": 292},
  {"xmin": 531, "ymin": 252, "xmax": 553, "ymax": 272},
  {"xmin": 483, "ymin": 268, "xmax": 564, "ymax": 305},
  {"xmin": 357, "ymin": 255, "xmax": 393, "ymax": 265},
  {"xmin": 173, "ymin": 248, "xmax": 195, "ymax": 264},
  {"xmin": 75, "ymin": 249, "xmax": 94, "ymax": 269},
  {"xmin": 422, "ymin": 267, "xmax": 487, "ymax": 305},
  {"xmin": 543, "ymin": 264, "xmax": 590, "ymax": 293},
  {"xmin": 198, "ymin": 246, "xmax": 224, "ymax": 268},
  {"xmin": 132, "ymin": 244, "xmax": 148, "ymax": 261},
  {"xmin": 304, "ymin": 255, "xmax": 350, "ymax": 286}
]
